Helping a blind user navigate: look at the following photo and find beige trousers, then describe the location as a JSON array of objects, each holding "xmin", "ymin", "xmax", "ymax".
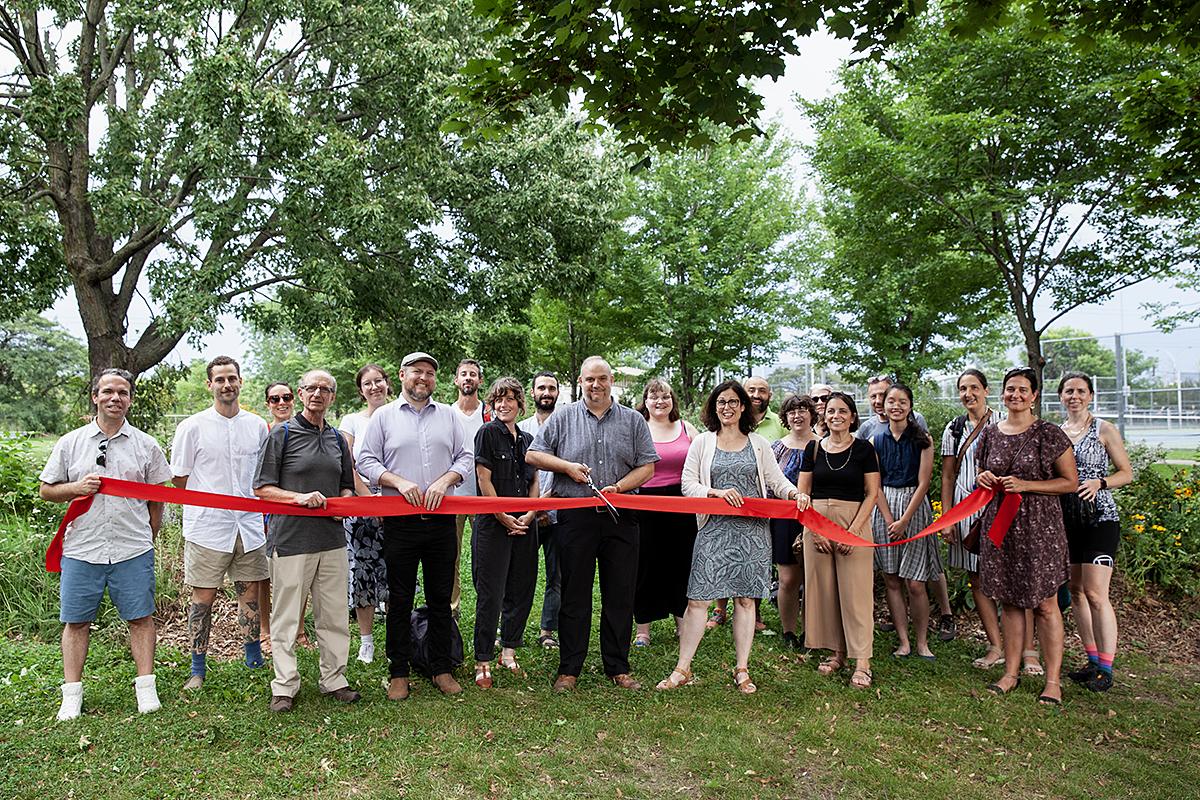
[
  {"xmin": 451, "ymin": 515, "xmax": 468, "ymax": 613},
  {"xmin": 803, "ymin": 499, "xmax": 875, "ymax": 660},
  {"xmin": 270, "ymin": 548, "xmax": 350, "ymax": 697}
]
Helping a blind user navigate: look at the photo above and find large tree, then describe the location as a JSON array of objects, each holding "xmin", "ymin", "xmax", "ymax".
[
  {"xmin": 0, "ymin": 313, "xmax": 87, "ymax": 433},
  {"xmin": 0, "ymin": 1, "xmax": 616, "ymax": 381},
  {"xmin": 805, "ymin": 18, "xmax": 1199, "ymax": 392},
  {"xmin": 604, "ymin": 127, "xmax": 814, "ymax": 405}
]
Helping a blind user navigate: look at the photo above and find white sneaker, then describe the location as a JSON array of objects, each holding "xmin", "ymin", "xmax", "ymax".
[
  {"xmin": 57, "ymin": 682, "xmax": 83, "ymax": 721},
  {"xmin": 357, "ymin": 640, "xmax": 375, "ymax": 664},
  {"xmin": 134, "ymin": 674, "xmax": 161, "ymax": 714}
]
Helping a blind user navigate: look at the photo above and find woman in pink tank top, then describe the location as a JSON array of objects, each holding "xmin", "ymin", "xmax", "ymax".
[{"xmin": 633, "ymin": 379, "xmax": 700, "ymax": 646}]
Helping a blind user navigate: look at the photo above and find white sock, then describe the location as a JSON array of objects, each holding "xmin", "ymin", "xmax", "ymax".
[
  {"xmin": 57, "ymin": 682, "xmax": 83, "ymax": 722},
  {"xmin": 134, "ymin": 674, "xmax": 161, "ymax": 714},
  {"xmin": 361, "ymin": 634, "xmax": 373, "ymax": 645}
]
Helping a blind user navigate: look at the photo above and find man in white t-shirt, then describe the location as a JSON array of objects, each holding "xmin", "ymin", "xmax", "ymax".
[
  {"xmin": 171, "ymin": 356, "xmax": 270, "ymax": 690},
  {"xmin": 450, "ymin": 358, "xmax": 489, "ymax": 614}
]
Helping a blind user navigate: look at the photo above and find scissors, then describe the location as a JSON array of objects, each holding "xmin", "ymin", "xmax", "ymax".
[{"xmin": 584, "ymin": 472, "xmax": 621, "ymax": 524}]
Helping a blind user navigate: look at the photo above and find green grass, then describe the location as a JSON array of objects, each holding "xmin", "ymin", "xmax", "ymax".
[
  {"xmin": 1, "ymin": 596, "xmax": 1197, "ymax": 798},
  {"xmin": 1161, "ymin": 448, "xmax": 1198, "ymax": 463}
]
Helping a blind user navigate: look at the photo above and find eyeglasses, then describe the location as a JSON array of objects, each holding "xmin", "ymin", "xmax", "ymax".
[
  {"xmin": 812, "ymin": 394, "xmax": 831, "ymax": 402},
  {"xmin": 267, "ymin": 393, "xmax": 294, "ymax": 404},
  {"xmin": 361, "ymin": 378, "xmax": 388, "ymax": 389},
  {"xmin": 96, "ymin": 439, "xmax": 109, "ymax": 467},
  {"xmin": 715, "ymin": 398, "xmax": 742, "ymax": 408},
  {"xmin": 301, "ymin": 386, "xmax": 334, "ymax": 395}
]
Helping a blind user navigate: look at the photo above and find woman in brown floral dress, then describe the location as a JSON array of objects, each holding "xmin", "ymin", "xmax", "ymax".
[{"xmin": 974, "ymin": 367, "xmax": 1079, "ymax": 704}]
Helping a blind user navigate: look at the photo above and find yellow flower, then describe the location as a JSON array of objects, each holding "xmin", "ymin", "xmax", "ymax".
[
  {"xmin": 1133, "ymin": 514, "xmax": 1146, "ymax": 520},
  {"xmin": 1152, "ymin": 524, "xmax": 1167, "ymax": 532},
  {"xmin": 1133, "ymin": 524, "xmax": 1145, "ymax": 533}
]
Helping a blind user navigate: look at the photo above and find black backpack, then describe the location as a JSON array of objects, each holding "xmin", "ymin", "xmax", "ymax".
[
  {"xmin": 949, "ymin": 413, "xmax": 969, "ymax": 453},
  {"xmin": 409, "ymin": 605, "xmax": 465, "ymax": 678}
]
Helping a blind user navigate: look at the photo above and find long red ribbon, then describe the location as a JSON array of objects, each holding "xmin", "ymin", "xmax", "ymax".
[{"xmin": 44, "ymin": 478, "xmax": 1019, "ymax": 572}]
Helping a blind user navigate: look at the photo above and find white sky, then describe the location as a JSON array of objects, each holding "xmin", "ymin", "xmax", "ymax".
[{"xmin": 44, "ymin": 28, "xmax": 1200, "ymax": 370}]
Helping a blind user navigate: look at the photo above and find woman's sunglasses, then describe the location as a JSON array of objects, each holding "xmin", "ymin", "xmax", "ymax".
[{"xmin": 268, "ymin": 393, "xmax": 294, "ymax": 404}]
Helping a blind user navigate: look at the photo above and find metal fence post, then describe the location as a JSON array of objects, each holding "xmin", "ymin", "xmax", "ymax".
[{"xmin": 1113, "ymin": 333, "xmax": 1127, "ymax": 438}]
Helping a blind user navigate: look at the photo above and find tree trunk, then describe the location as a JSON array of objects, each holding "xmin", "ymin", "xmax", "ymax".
[{"xmin": 1019, "ymin": 319, "xmax": 1046, "ymax": 416}]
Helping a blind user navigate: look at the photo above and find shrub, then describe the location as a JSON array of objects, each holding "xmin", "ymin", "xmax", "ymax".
[
  {"xmin": 0, "ymin": 433, "xmax": 54, "ymax": 517},
  {"xmin": 1116, "ymin": 445, "xmax": 1200, "ymax": 597}
]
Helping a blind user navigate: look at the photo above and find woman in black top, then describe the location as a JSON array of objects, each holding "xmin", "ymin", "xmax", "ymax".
[
  {"xmin": 471, "ymin": 377, "xmax": 540, "ymax": 688},
  {"xmin": 796, "ymin": 392, "xmax": 881, "ymax": 688}
]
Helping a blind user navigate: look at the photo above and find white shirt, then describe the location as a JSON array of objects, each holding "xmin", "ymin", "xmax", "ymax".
[
  {"xmin": 39, "ymin": 420, "xmax": 172, "ymax": 565},
  {"xmin": 339, "ymin": 409, "xmax": 370, "ymax": 462},
  {"xmin": 518, "ymin": 413, "xmax": 556, "ymax": 524},
  {"xmin": 451, "ymin": 400, "xmax": 487, "ymax": 496},
  {"xmin": 171, "ymin": 406, "xmax": 269, "ymax": 552}
]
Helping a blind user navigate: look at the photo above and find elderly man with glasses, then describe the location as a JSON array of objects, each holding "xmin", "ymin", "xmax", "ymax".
[
  {"xmin": 39, "ymin": 368, "xmax": 173, "ymax": 721},
  {"xmin": 254, "ymin": 369, "xmax": 359, "ymax": 712}
]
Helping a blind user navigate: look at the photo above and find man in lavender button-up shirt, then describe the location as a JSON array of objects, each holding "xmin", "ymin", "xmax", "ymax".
[{"xmin": 355, "ymin": 352, "xmax": 473, "ymax": 700}]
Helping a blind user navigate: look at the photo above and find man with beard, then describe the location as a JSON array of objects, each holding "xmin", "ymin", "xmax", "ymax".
[
  {"xmin": 357, "ymin": 353, "xmax": 474, "ymax": 699},
  {"xmin": 744, "ymin": 376, "xmax": 787, "ymax": 441},
  {"xmin": 518, "ymin": 371, "xmax": 562, "ymax": 648},
  {"xmin": 40, "ymin": 369, "xmax": 172, "ymax": 720},
  {"xmin": 254, "ymin": 369, "xmax": 360, "ymax": 711},
  {"xmin": 450, "ymin": 358, "xmax": 489, "ymax": 615},
  {"xmin": 526, "ymin": 356, "xmax": 659, "ymax": 691},
  {"xmin": 171, "ymin": 356, "xmax": 270, "ymax": 689}
]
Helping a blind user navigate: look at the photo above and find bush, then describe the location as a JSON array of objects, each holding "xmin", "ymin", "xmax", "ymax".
[
  {"xmin": 1116, "ymin": 445, "xmax": 1200, "ymax": 597},
  {"xmin": 0, "ymin": 433, "xmax": 54, "ymax": 517}
]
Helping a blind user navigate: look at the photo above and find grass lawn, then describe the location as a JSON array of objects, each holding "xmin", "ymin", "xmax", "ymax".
[{"xmin": 2, "ymin": 597, "xmax": 1197, "ymax": 800}]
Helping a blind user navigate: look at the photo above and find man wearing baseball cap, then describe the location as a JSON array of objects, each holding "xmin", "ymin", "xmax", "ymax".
[{"xmin": 356, "ymin": 352, "xmax": 474, "ymax": 699}]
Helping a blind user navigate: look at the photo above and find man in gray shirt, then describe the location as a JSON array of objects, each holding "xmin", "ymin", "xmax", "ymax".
[
  {"xmin": 254, "ymin": 369, "xmax": 358, "ymax": 713},
  {"xmin": 526, "ymin": 356, "xmax": 659, "ymax": 692}
]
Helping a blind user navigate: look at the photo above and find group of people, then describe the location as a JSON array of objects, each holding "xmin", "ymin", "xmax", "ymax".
[{"xmin": 38, "ymin": 352, "xmax": 1132, "ymax": 720}]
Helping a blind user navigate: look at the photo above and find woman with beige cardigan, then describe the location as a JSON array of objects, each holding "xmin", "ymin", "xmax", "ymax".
[{"xmin": 656, "ymin": 381, "xmax": 806, "ymax": 694}]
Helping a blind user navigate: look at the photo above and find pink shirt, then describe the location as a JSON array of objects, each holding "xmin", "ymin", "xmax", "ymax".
[{"xmin": 643, "ymin": 422, "xmax": 691, "ymax": 488}]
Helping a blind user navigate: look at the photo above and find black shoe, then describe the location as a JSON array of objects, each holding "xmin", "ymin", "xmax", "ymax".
[
  {"xmin": 1085, "ymin": 670, "xmax": 1113, "ymax": 693},
  {"xmin": 937, "ymin": 614, "xmax": 957, "ymax": 642},
  {"xmin": 878, "ymin": 620, "xmax": 896, "ymax": 633},
  {"xmin": 1067, "ymin": 662, "xmax": 1099, "ymax": 684},
  {"xmin": 781, "ymin": 631, "xmax": 801, "ymax": 651}
]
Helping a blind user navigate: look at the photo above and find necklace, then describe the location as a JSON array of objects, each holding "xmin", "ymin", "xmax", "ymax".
[
  {"xmin": 1062, "ymin": 413, "xmax": 1093, "ymax": 441},
  {"xmin": 822, "ymin": 438, "xmax": 855, "ymax": 471}
]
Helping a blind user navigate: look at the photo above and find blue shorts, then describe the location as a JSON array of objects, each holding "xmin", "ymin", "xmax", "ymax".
[{"xmin": 60, "ymin": 549, "xmax": 156, "ymax": 623}]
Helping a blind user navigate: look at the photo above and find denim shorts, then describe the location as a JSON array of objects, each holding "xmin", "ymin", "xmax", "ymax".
[{"xmin": 60, "ymin": 549, "xmax": 156, "ymax": 623}]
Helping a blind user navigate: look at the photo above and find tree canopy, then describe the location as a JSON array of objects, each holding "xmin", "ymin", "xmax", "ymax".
[{"xmin": 804, "ymin": 17, "xmax": 1199, "ymax": 391}]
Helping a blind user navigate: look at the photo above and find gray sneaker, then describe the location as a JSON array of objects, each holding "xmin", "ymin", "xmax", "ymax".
[{"xmin": 183, "ymin": 674, "xmax": 204, "ymax": 691}]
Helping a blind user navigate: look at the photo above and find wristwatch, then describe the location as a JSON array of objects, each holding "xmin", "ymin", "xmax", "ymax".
[{"xmin": 1099, "ymin": 478, "xmax": 1108, "ymax": 490}]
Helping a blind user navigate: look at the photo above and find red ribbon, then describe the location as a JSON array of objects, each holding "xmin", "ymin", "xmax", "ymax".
[{"xmin": 45, "ymin": 478, "xmax": 1019, "ymax": 572}]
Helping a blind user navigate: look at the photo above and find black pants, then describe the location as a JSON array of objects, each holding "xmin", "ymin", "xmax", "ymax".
[
  {"xmin": 383, "ymin": 515, "xmax": 456, "ymax": 678},
  {"xmin": 556, "ymin": 507, "xmax": 639, "ymax": 678},
  {"xmin": 634, "ymin": 484, "xmax": 696, "ymax": 624},
  {"xmin": 471, "ymin": 515, "xmax": 540, "ymax": 661}
]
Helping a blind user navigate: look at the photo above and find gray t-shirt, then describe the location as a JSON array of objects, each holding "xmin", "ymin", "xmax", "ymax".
[
  {"xmin": 254, "ymin": 414, "xmax": 355, "ymax": 557},
  {"xmin": 528, "ymin": 400, "xmax": 659, "ymax": 498}
]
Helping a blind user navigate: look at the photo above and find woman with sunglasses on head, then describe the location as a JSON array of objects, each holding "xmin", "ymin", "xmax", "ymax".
[
  {"xmin": 1057, "ymin": 373, "xmax": 1133, "ymax": 693},
  {"xmin": 871, "ymin": 382, "xmax": 938, "ymax": 661},
  {"xmin": 975, "ymin": 367, "xmax": 1078, "ymax": 705},
  {"xmin": 657, "ymin": 382, "xmax": 804, "ymax": 694},
  {"xmin": 259, "ymin": 381, "xmax": 296, "ymax": 651},
  {"xmin": 338, "ymin": 364, "xmax": 394, "ymax": 664},
  {"xmin": 770, "ymin": 394, "xmax": 819, "ymax": 649},
  {"xmin": 940, "ymin": 369, "xmax": 1005, "ymax": 668},
  {"xmin": 797, "ymin": 392, "xmax": 881, "ymax": 689},
  {"xmin": 633, "ymin": 378, "xmax": 700, "ymax": 647}
]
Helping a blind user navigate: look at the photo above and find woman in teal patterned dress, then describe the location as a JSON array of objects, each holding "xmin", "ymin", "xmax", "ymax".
[{"xmin": 656, "ymin": 382, "xmax": 805, "ymax": 695}]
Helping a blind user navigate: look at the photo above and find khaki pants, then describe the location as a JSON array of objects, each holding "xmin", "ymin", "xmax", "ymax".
[
  {"xmin": 803, "ymin": 499, "xmax": 875, "ymax": 660},
  {"xmin": 270, "ymin": 549, "xmax": 350, "ymax": 697},
  {"xmin": 451, "ymin": 515, "xmax": 468, "ymax": 613}
]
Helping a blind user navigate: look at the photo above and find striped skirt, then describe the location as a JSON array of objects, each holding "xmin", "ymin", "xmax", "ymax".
[{"xmin": 872, "ymin": 485, "xmax": 941, "ymax": 582}]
